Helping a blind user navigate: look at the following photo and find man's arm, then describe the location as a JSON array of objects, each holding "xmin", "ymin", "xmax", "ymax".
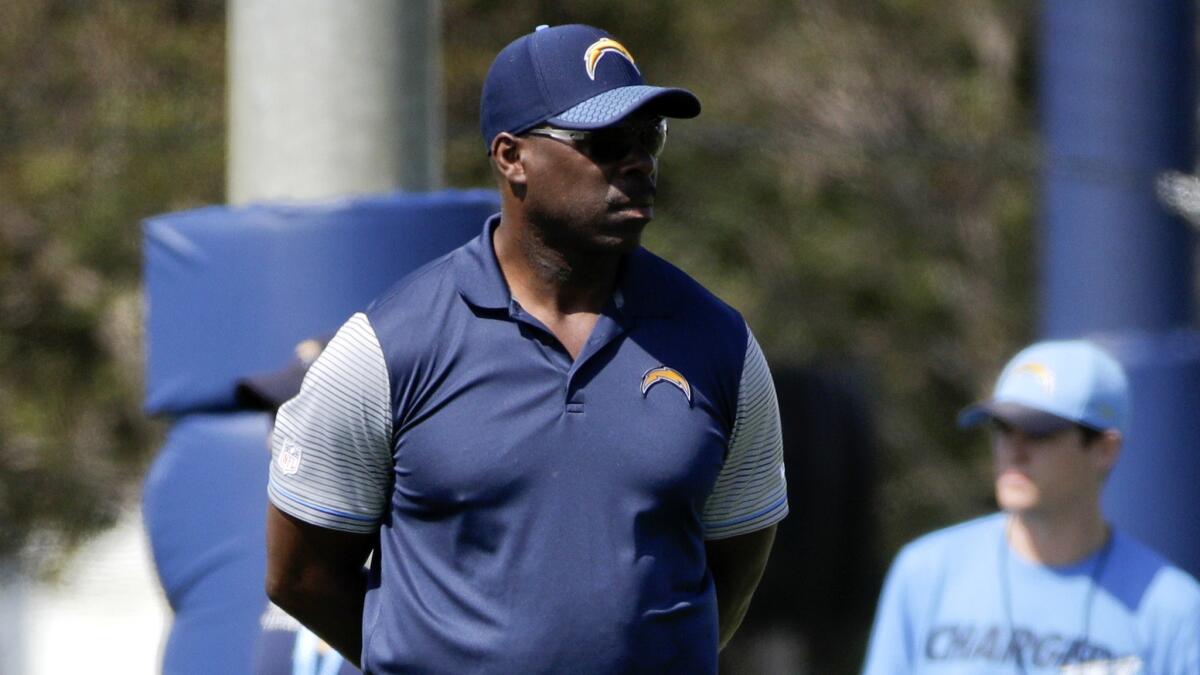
[
  {"xmin": 705, "ymin": 524, "xmax": 777, "ymax": 650},
  {"xmin": 265, "ymin": 504, "xmax": 376, "ymax": 667},
  {"xmin": 702, "ymin": 328, "xmax": 788, "ymax": 649}
]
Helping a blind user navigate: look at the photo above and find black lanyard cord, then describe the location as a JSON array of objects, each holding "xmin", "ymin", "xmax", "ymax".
[{"xmin": 998, "ymin": 518, "xmax": 1113, "ymax": 674}]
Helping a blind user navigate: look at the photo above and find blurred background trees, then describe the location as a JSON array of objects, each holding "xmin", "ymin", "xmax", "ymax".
[
  {"xmin": 1, "ymin": 0, "xmax": 1035, "ymax": 662},
  {"xmin": 0, "ymin": 0, "xmax": 223, "ymax": 573}
]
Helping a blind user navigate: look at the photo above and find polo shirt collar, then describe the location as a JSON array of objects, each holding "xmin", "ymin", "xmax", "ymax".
[
  {"xmin": 455, "ymin": 214, "xmax": 673, "ymax": 319},
  {"xmin": 454, "ymin": 214, "xmax": 511, "ymax": 311}
]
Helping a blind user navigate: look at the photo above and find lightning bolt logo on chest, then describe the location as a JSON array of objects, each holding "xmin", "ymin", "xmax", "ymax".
[{"xmin": 641, "ymin": 366, "xmax": 692, "ymax": 405}]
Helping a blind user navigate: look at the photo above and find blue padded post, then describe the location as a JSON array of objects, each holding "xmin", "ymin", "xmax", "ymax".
[
  {"xmin": 1039, "ymin": 0, "xmax": 1200, "ymax": 574},
  {"xmin": 143, "ymin": 413, "xmax": 273, "ymax": 675}
]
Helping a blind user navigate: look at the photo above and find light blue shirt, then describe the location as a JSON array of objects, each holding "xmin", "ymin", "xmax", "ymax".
[{"xmin": 863, "ymin": 513, "xmax": 1200, "ymax": 674}]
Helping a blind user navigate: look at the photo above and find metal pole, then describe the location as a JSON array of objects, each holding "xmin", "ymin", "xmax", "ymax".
[{"xmin": 228, "ymin": 0, "xmax": 443, "ymax": 204}]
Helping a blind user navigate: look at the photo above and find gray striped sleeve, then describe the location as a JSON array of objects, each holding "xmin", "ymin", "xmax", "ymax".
[
  {"xmin": 268, "ymin": 312, "xmax": 393, "ymax": 534},
  {"xmin": 701, "ymin": 327, "xmax": 789, "ymax": 540}
]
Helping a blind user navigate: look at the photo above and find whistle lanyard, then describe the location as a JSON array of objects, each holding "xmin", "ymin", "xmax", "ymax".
[{"xmin": 997, "ymin": 520, "xmax": 1112, "ymax": 675}]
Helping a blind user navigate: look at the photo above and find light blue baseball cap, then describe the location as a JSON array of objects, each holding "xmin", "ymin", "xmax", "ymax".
[{"xmin": 958, "ymin": 340, "xmax": 1130, "ymax": 435}]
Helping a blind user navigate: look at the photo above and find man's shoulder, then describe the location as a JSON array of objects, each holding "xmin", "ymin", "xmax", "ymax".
[
  {"xmin": 366, "ymin": 248, "xmax": 462, "ymax": 318},
  {"xmin": 630, "ymin": 248, "xmax": 743, "ymax": 327},
  {"xmin": 359, "ymin": 245, "xmax": 471, "ymax": 367},
  {"xmin": 875, "ymin": 514, "xmax": 1003, "ymax": 604},
  {"xmin": 896, "ymin": 513, "xmax": 1005, "ymax": 569},
  {"xmin": 1148, "ymin": 564, "xmax": 1200, "ymax": 617},
  {"xmin": 1111, "ymin": 530, "xmax": 1200, "ymax": 619}
]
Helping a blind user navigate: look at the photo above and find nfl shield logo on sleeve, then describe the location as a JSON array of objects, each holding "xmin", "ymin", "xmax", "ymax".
[{"xmin": 277, "ymin": 439, "xmax": 303, "ymax": 475}]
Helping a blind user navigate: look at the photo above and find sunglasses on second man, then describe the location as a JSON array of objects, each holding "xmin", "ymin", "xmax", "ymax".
[{"xmin": 524, "ymin": 116, "xmax": 668, "ymax": 165}]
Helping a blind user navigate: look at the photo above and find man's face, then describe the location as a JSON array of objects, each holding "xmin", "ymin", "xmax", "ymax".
[
  {"xmin": 991, "ymin": 421, "xmax": 1105, "ymax": 517},
  {"xmin": 516, "ymin": 111, "xmax": 662, "ymax": 253}
]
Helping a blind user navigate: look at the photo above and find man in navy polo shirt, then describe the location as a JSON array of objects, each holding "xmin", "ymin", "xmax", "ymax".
[{"xmin": 265, "ymin": 24, "xmax": 788, "ymax": 674}]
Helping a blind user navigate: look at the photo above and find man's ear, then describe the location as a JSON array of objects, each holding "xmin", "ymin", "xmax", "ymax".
[
  {"xmin": 490, "ymin": 133, "xmax": 527, "ymax": 186},
  {"xmin": 1093, "ymin": 430, "xmax": 1122, "ymax": 479}
]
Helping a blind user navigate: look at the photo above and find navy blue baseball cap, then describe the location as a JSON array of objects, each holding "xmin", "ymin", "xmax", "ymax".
[{"xmin": 480, "ymin": 24, "xmax": 701, "ymax": 149}]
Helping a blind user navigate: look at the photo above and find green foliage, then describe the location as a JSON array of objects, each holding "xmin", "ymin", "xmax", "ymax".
[{"xmin": 0, "ymin": 0, "xmax": 224, "ymax": 574}]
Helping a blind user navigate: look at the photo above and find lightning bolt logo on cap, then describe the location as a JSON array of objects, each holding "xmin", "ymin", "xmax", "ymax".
[
  {"xmin": 641, "ymin": 366, "xmax": 692, "ymax": 405},
  {"xmin": 584, "ymin": 38, "xmax": 638, "ymax": 80},
  {"xmin": 1013, "ymin": 362, "xmax": 1056, "ymax": 393}
]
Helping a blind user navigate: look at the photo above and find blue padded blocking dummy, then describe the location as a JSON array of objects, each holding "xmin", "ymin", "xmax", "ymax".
[
  {"xmin": 143, "ymin": 189, "xmax": 499, "ymax": 415},
  {"xmin": 142, "ymin": 191, "xmax": 498, "ymax": 673},
  {"xmin": 143, "ymin": 413, "xmax": 273, "ymax": 675}
]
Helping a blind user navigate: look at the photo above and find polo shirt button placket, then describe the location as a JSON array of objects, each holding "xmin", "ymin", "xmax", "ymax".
[
  {"xmin": 509, "ymin": 300, "xmax": 575, "ymax": 373},
  {"xmin": 565, "ymin": 386, "xmax": 585, "ymax": 414}
]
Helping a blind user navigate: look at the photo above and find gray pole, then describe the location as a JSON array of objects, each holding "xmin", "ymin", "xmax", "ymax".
[{"xmin": 228, "ymin": 0, "xmax": 443, "ymax": 204}]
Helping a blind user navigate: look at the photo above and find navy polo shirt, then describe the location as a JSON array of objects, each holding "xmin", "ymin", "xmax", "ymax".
[{"xmin": 269, "ymin": 216, "xmax": 788, "ymax": 673}]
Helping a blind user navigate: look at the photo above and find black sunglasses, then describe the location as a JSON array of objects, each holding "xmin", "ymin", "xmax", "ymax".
[{"xmin": 524, "ymin": 117, "xmax": 668, "ymax": 164}]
